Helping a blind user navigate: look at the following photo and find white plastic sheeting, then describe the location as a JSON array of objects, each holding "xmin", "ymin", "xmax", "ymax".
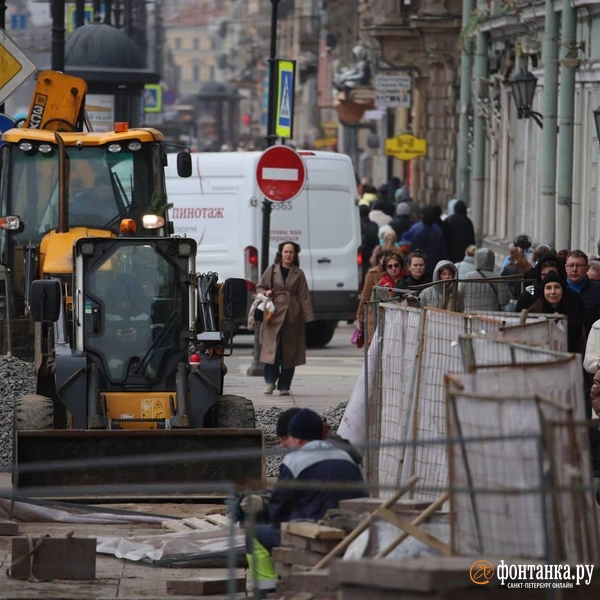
[{"xmin": 97, "ymin": 527, "xmax": 244, "ymax": 562}]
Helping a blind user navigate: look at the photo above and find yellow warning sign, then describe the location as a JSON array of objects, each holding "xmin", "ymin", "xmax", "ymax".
[
  {"xmin": 385, "ymin": 134, "xmax": 427, "ymax": 160},
  {"xmin": 141, "ymin": 398, "xmax": 165, "ymax": 419},
  {"xmin": 0, "ymin": 30, "xmax": 36, "ymax": 106}
]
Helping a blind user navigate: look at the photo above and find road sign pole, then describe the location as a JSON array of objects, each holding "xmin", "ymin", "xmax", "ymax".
[
  {"xmin": 247, "ymin": 0, "xmax": 281, "ymax": 377},
  {"xmin": 51, "ymin": 0, "xmax": 65, "ymax": 72}
]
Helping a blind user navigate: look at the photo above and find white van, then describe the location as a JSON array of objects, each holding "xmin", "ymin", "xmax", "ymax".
[{"xmin": 165, "ymin": 150, "xmax": 360, "ymax": 347}]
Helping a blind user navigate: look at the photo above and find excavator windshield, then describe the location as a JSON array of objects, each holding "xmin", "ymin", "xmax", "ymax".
[
  {"xmin": 80, "ymin": 239, "xmax": 191, "ymax": 385},
  {"xmin": 5, "ymin": 142, "xmax": 167, "ymax": 242}
]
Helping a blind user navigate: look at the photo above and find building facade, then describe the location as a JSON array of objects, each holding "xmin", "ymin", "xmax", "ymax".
[{"xmin": 459, "ymin": 0, "xmax": 600, "ymax": 255}]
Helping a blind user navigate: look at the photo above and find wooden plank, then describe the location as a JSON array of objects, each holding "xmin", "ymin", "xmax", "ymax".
[
  {"xmin": 181, "ymin": 516, "xmax": 220, "ymax": 531},
  {"xmin": 161, "ymin": 519, "xmax": 193, "ymax": 533},
  {"xmin": 10, "ymin": 536, "xmax": 96, "ymax": 581},
  {"xmin": 339, "ymin": 497, "xmax": 435, "ymax": 515},
  {"xmin": 272, "ymin": 546, "xmax": 323, "ymax": 567},
  {"xmin": 375, "ymin": 492, "xmax": 449, "ymax": 558},
  {"xmin": 375, "ymin": 507, "xmax": 452, "ymax": 556},
  {"xmin": 280, "ymin": 530, "xmax": 339, "ymax": 554},
  {"xmin": 281, "ymin": 522, "xmax": 346, "ymax": 540},
  {"xmin": 312, "ymin": 475, "xmax": 419, "ymax": 570},
  {"xmin": 203, "ymin": 514, "xmax": 233, "ymax": 528},
  {"xmin": 0, "ymin": 520, "xmax": 19, "ymax": 536},
  {"xmin": 276, "ymin": 570, "xmax": 338, "ymax": 595},
  {"xmin": 166, "ymin": 575, "xmax": 245, "ymax": 595}
]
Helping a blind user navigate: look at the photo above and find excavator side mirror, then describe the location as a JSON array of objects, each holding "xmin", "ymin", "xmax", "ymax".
[
  {"xmin": 29, "ymin": 280, "xmax": 61, "ymax": 322},
  {"xmin": 222, "ymin": 278, "xmax": 248, "ymax": 324},
  {"xmin": 177, "ymin": 152, "xmax": 192, "ymax": 178}
]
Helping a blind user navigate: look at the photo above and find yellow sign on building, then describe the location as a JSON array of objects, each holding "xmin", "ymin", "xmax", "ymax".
[{"xmin": 385, "ymin": 134, "xmax": 427, "ymax": 160}]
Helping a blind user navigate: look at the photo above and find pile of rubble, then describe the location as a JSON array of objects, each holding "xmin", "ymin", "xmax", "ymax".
[
  {"xmin": 255, "ymin": 401, "xmax": 349, "ymax": 476},
  {"xmin": 0, "ymin": 355, "xmax": 35, "ymax": 465}
]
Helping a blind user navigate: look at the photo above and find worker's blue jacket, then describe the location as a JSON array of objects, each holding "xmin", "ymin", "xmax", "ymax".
[{"xmin": 267, "ymin": 440, "xmax": 366, "ymax": 524}]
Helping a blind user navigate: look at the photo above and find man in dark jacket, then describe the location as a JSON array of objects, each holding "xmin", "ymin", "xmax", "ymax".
[
  {"xmin": 442, "ymin": 200, "xmax": 475, "ymax": 263},
  {"xmin": 409, "ymin": 207, "xmax": 448, "ymax": 278},
  {"xmin": 243, "ymin": 409, "xmax": 365, "ymax": 596},
  {"xmin": 564, "ymin": 250, "xmax": 600, "ymax": 333}
]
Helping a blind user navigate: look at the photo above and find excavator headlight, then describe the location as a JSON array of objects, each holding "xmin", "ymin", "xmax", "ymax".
[
  {"xmin": 0, "ymin": 216, "xmax": 21, "ymax": 230},
  {"xmin": 178, "ymin": 241, "xmax": 193, "ymax": 257},
  {"xmin": 38, "ymin": 143, "xmax": 53, "ymax": 154},
  {"xmin": 127, "ymin": 141, "xmax": 142, "ymax": 151},
  {"xmin": 108, "ymin": 143, "xmax": 122, "ymax": 153},
  {"xmin": 142, "ymin": 214, "xmax": 164, "ymax": 229},
  {"xmin": 18, "ymin": 142, "xmax": 33, "ymax": 152}
]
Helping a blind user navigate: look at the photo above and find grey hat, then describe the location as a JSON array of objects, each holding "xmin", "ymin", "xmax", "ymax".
[{"xmin": 396, "ymin": 202, "xmax": 411, "ymax": 216}]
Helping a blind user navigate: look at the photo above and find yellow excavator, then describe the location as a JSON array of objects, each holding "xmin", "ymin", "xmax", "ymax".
[{"xmin": 1, "ymin": 71, "xmax": 263, "ymax": 495}]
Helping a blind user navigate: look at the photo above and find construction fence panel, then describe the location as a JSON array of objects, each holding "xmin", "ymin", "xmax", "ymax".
[{"xmin": 446, "ymin": 352, "xmax": 598, "ymax": 563}]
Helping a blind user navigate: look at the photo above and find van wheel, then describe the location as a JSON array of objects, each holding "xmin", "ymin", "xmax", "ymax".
[
  {"xmin": 215, "ymin": 395, "xmax": 256, "ymax": 429},
  {"xmin": 305, "ymin": 320, "xmax": 338, "ymax": 348}
]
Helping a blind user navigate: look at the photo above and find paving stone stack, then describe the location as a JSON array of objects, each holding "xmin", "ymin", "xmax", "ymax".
[{"xmin": 273, "ymin": 522, "xmax": 346, "ymax": 600}]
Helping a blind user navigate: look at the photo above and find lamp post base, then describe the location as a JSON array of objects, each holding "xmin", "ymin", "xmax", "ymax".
[{"xmin": 247, "ymin": 330, "xmax": 264, "ymax": 377}]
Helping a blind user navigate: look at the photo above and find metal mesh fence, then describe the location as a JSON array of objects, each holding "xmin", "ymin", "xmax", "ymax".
[{"xmin": 446, "ymin": 353, "xmax": 599, "ymax": 564}]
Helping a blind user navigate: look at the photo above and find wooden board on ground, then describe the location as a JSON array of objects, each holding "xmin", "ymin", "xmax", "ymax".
[
  {"xmin": 281, "ymin": 530, "xmax": 339, "ymax": 554},
  {"xmin": 276, "ymin": 570, "xmax": 337, "ymax": 595},
  {"xmin": 166, "ymin": 575, "xmax": 245, "ymax": 596},
  {"xmin": 339, "ymin": 498, "xmax": 436, "ymax": 515},
  {"xmin": 204, "ymin": 514, "xmax": 233, "ymax": 528},
  {"xmin": 281, "ymin": 522, "xmax": 345, "ymax": 540},
  {"xmin": 10, "ymin": 536, "xmax": 96, "ymax": 581},
  {"xmin": 0, "ymin": 520, "xmax": 19, "ymax": 536}
]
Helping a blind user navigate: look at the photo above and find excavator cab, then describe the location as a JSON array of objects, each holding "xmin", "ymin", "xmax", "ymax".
[{"xmin": 14, "ymin": 236, "xmax": 262, "ymax": 494}]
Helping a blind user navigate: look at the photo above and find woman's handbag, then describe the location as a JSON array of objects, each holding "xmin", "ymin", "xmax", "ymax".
[
  {"xmin": 253, "ymin": 266, "xmax": 275, "ymax": 323},
  {"xmin": 351, "ymin": 326, "xmax": 364, "ymax": 348}
]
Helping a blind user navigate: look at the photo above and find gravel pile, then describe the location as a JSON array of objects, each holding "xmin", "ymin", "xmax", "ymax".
[
  {"xmin": 255, "ymin": 400, "xmax": 349, "ymax": 477},
  {"xmin": 0, "ymin": 355, "xmax": 36, "ymax": 465}
]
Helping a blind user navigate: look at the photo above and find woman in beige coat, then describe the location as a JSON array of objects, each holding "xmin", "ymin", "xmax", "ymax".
[{"xmin": 256, "ymin": 241, "xmax": 314, "ymax": 396}]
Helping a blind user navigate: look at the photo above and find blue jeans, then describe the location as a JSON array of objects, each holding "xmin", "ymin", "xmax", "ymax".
[{"xmin": 264, "ymin": 343, "xmax": 295, "ymax": 391}]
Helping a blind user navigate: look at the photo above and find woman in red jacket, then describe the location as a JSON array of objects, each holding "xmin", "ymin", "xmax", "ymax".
[{"xmin": 379, "ymin": 254, "xmax": 406, "ymax": 289}]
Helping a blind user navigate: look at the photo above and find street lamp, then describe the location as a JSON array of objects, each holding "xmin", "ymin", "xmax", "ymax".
[
  {"xmin": 593, "ymin": 107, "xmax": 600, "ymax": 143},
  {"xmin": 510, "ymin": 70, "xmax": 543, "ymax": 128}
]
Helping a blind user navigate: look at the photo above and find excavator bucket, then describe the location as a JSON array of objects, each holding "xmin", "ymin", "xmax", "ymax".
[
  {"xmin": 14, "ymin": 428, "xmax": 265, "ymax": 497},
  {"xmin": 24, "ymin": 70, "xmax": 87, "ymax": 131}
]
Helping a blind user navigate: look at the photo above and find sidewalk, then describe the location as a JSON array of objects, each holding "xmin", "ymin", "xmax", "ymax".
[{"xmin": 223, "ymin": 323, "xmax": 362, "ymax": 413}]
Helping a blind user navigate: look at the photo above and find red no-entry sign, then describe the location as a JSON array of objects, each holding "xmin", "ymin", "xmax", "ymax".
[{"xmin": 256, "ymin": 146, "xmax": 307, "ymax": 202}]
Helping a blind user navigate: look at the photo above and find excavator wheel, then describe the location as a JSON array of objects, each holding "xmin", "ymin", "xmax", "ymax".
[
  {"xmin": 14, "ymin": 394, "xmax": 54, "ymax": 431},
  {"xmin": 214, "ymin": 394, "xmax": 256, "ymax": 429}
]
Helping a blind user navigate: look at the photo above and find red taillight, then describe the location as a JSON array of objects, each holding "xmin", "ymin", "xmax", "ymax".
[
  {"xmin": 298, "ymin": 151, "xmax": 315, "ymax": 156},
  {"xmin": 357, "ymin": 247, "xmax": 364, "ymax": 290},
  {"xmin": 245, "ymin": 245, "xmax": 259, "ymax": 291}
]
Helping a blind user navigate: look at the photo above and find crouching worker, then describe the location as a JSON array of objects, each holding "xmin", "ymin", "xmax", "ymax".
[{"xmin": 242, "ymin": 408, "xmax": 366, "ymax": 597}]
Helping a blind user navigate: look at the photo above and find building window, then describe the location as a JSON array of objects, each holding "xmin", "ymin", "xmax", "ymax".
[
  {"xmin": 193, "ymin": 38, "xmax": 199, "ymax": 51},
  {"xmin": 193, "ymin": 65, "xmax": 200, "ymax": 82},
  {"xmin": 175, "ymin": 38, "xmax": 181, "ymax": 50},
  {"xmin": 210, "ymin": 66, "xmax": 215, "ymax": 80}
]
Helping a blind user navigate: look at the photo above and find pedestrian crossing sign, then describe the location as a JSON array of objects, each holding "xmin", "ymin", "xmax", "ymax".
[{"xmin": 275, "ymin": 59, "xmax": 295, "ymax": 139}]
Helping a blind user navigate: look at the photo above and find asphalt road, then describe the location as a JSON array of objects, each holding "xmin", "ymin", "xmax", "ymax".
[{"xmin": 223, "ymin": 321, "xmax": 362, "ymax": 413}]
